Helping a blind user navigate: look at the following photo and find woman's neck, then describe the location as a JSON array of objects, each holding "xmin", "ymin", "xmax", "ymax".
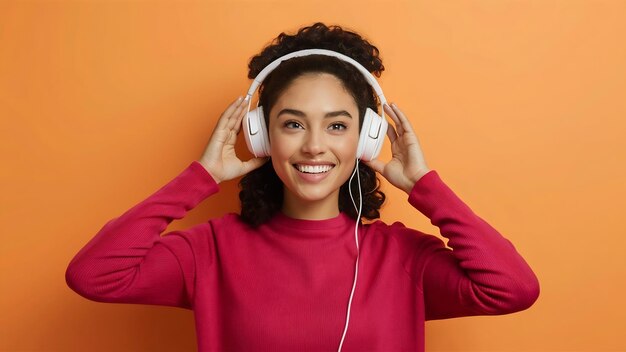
[{"xmin": 281, "ymin": 192, "xmax": 341, "ymax": 220}]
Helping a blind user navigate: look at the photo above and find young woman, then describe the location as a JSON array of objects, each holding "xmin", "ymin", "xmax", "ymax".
[{"xmin": 66, "ymin": 22, "xmax": 540, "ymax": 352}]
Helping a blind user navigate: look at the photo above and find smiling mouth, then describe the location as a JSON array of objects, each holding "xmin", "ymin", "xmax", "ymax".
[{"xmin": 292, "ymin": 164, "xmax": 335, "ymax": 174}]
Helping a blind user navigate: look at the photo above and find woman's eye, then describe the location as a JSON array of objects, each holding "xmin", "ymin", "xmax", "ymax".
[
  {"xmin": 284, "ymin": 121, "xmax": 303, "ymax": 129},
  {"xmin": 329, "ymin": 123, "xmax": 347, "ymax": 131}
]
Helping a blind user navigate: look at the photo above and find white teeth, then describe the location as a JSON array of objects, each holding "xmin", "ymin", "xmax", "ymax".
[{"xmin": 294, "ymin": 164, "xmax": 334, "ymax": 174}]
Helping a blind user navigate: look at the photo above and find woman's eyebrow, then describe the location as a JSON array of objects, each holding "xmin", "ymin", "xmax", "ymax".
[{"xmin": 277, "ymin": 108, "xmax": 352, "ymax": 119}]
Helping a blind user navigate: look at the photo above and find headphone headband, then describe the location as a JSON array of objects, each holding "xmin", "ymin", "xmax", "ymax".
[{"xmin": 245, "ymin": 48, "xmax": 387, "ymax": 107}]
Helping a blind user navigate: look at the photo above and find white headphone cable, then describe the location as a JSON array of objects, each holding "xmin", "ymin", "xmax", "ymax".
[{"xmin": 338, "ymin": 158, "xmax": 363, "ymax": 352}]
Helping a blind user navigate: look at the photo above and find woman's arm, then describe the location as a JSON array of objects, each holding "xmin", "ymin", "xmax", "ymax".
[
  {"xmin": 405, "ymin": 170, "xmax": 540, "ymax": 320},
  {"xmin": 65, "ymin": 161, "xmax": 219, "ymax": 309},
  {"xmin": 66, "ymin": 96, "xmax": 268, "ymax": 309},
  {"xmin": 365, "ymin": 102, "xmax": 539, "ymax": 319}
]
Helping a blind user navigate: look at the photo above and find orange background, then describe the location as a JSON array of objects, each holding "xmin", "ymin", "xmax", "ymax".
[{"xmin": 1, "ymin": 1, "xmax": 625, "ymax": 351}]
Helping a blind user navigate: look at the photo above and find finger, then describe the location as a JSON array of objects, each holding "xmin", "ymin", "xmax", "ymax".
[
  {"xmin": 384, "ymin": 103, "xmax": 404, "ymax": 136},
  {"xmin": 233, "ymin": 97, "xmax": 251, "ymax": 135},
  {"xmin": 390, "ymin": 103, "xmax": 414, "ymax": 134},
  {"xmin": 226, "ymin": 96, "xmax": 249, "ymax": 131},
  {"xmin": 223, "ymin": 96, "xmax": 244, "ymax": 119},
  {"xmin": 242, "ymin": 156, "xmax": 270, "ymax": 174},
  {"xmin": 387, "ymin": 104, "xmax": 405, "ymax": 135},
  {"xmin": 386, "ymin": 122, "xmax": 398, "ymax": 144},
  {"xmin": 215, "ymin": 96, "xmax": 244, "ymax": 131},
  {"xmin": 363, "ymin": 158, "xmax": 385, "ymax": 175}
]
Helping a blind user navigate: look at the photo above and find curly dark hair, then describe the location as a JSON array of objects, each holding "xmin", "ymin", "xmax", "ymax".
[{"xmin": 238, "ymin": 22, "xmax": 387, "ymax": 228}]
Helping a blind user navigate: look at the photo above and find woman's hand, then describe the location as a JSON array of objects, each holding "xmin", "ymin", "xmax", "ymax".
[
  {"xmin": 198, "ymin": 96, "xmax": 269, "ymax": 184},
  {"xmin": 363, "ymin": 103, "xmax": 431, "ymax": 195}
]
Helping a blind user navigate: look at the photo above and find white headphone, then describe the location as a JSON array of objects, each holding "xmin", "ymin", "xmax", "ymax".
[
  {"xmin": 242, "ymin": 48, "xmax": 389, "ymax": 352},
  {"xmin": 242, "ymin": 48, "xmax": 388, "ymax": 161}
]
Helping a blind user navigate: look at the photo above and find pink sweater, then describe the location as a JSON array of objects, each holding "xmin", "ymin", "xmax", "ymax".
[{"xmin": 65, "ymin": 161, "xmax": 540, "ymax": 352}]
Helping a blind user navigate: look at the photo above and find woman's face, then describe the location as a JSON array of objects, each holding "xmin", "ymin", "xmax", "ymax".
[{"xmin": 268, "ymin": 72, "xmax": 360, "ymax": 219}]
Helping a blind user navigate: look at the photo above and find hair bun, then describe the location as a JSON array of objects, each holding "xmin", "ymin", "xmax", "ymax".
[{"xmin": 248, "ymin": 22, "xmax": 385, "ymax": 79}]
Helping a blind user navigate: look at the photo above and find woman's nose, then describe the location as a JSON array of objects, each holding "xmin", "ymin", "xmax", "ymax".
[{"xmin": 301, "ymin": 130, "xmax": 327, "ymax": 155}]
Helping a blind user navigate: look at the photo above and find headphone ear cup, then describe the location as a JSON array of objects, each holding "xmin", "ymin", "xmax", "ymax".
[
  {"xmin": 357, "ymin": 108, "xmax": 388, "ymax": 161},
  {"xmin": 243, "ymin": 106, "xmax": 271, "ymax": 157}
]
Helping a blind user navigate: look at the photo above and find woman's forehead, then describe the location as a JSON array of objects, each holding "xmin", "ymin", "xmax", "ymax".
[{"xmin": 275, "ymin": 75, "xmax": 357, "ymax": 107}]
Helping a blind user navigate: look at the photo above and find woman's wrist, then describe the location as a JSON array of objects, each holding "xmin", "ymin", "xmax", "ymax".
[
  {"xmin": 403, "ymin": 169, "xmax": 432, "ymax": 194},
  {"xmin": 197, "ymin": 160, "xmax": 221, "ymax": 184}
]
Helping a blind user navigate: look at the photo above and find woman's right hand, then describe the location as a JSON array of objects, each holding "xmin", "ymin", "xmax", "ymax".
[{"xmin": 198, "ymin": 96, "xmax": 269, "ymax": 184}]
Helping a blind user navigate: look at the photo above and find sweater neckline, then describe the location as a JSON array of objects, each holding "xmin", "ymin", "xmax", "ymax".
[{"xmin": 269, "ymin": 210, "xmax": 355, "ymax": 234}]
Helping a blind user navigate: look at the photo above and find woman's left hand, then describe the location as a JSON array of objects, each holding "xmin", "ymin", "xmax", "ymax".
[{"xmin": 363, "ymin": 103, "xmax": 432, "ymax": 195}]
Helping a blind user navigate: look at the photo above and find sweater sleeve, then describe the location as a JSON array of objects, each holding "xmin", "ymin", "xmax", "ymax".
[
  {"xmin": 65, "ymin": 161, "xmax": 219, "ymax": 310},
  {"xmin": 403, "ymin": 170, "xmax": 540, "ymax": 320}
]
